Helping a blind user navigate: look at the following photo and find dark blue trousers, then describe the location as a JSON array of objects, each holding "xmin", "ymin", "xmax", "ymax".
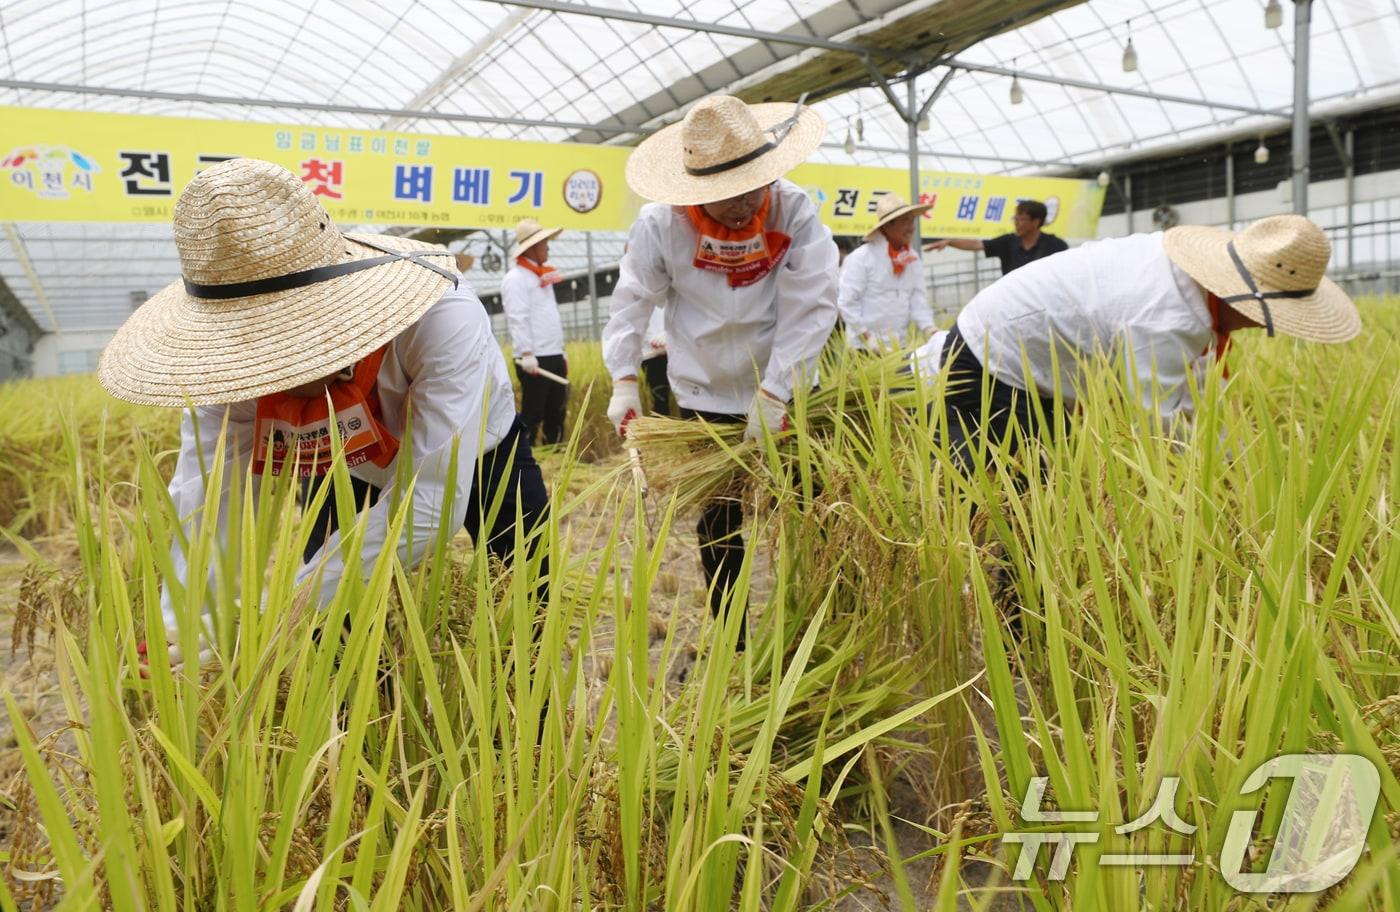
[{"xmin": 302, "ymin": 417, "xmax": 551, "ymax": 595}]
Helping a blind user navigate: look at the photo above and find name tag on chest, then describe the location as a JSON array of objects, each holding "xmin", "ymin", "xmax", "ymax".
[
  {"xmin": 695, "ymin": 233, "xmax": 769, "ymax": 270},
  {"xmin": 253, "ymin": 402, "xmax": 388, "ymax": 477}
]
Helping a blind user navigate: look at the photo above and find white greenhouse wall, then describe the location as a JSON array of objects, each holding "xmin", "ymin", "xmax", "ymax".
[
  {"xmin": 1096, "ymin": 170, "xmax": 1400, "ymax": 272},
  {"xmin": 20, "ymin": 169, "xmax": 1400, "ymax": 377},
  {"xmin": 924, "ymin": 168, "xmax": 1400, "ymax": 318},
  {"xmin": 32, "ymin": 329, "xmax": 117, "ymax": 377}
]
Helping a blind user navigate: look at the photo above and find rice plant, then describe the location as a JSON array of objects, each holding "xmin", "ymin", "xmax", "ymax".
[
  {"xmin": 1, "ymin": 395, "xmax": 942, "ymax": 909},
  {"xmin": 0, "ymin": 375, "xmax": 178, "ymax": 539},
  {"xmin": 1, "ymin": 300, "xmax": 1397, "ymax": 910}
]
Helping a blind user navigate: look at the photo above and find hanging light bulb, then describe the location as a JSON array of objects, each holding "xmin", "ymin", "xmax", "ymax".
[
  {"xmin": 1121, "ymin": 37, "xmax": 1138, "ymax": 72},
  {"xmin": 1097, "ymin": 170, "xmax": 1111, "ymax": 188},
  {"xmin": 1264, "ymin": 0, "xmax": 1283, "ymax": 29},
  {"xmin": 1254, "ymin": 138, "xmax": 1270, "ymax": 165},
  {"xmin": 1007, "ymin": 56, "xmax": 1025, "ymax": 106},
  {"xmin": 918, "ymin": 113, "xmax": 931, "ymax": 132},
  {"xmin": 855, "ymin": 104, "xmax": 865, "ymax": 142},
  {"xmin": 843, "ymin": 126, "xmax": 856, "ymax": 156}
]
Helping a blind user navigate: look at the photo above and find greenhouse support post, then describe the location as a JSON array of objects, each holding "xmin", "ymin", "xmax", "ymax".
[
  {"xmin": 1346, "ymin": 129, "xmax": 1354, "ymax": 268},
  {"xmin": 907, "ymin": 71, "xmax": 919, "ymax": 246},
  {"xmin": 1225, "ymin": 144, "xmax": 1235, "ymax": 229},
  {"xmin": 1291, "ymin": 0, "xmax": 1312, "ymax": 214},
  {"xmin": 586, "ymin": 232, "xmax": 599, "ymax": 338},
  {"xmin": 1124, "ymin": 176, "xmax": 1133, "ymax": 234}
]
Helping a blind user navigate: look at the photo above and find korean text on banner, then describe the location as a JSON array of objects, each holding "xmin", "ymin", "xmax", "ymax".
[
  {"xmin": 0, "ymin": 106, "xmax": 639, "ymax": 230},
  {"xmin": 789, "ymin": 163, "xmax": 1106, "ymax": 239},
  {"xmin": 1, "ymin": 106, "xmax": 1105, "ymax": 238}
]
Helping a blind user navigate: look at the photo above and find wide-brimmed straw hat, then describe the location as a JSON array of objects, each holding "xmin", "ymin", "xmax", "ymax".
[
  {"xmin": 98, "ymin": 158, "xmax": 458, "ymax": 407},
  {"xmin": 1164, "ymin": 215, "xmax": 1358, "ymax": 343},
  {"xmin": 625, "ymin": 94, "xmax": 825, "ymax": 206},
  {"xmin": 865, "ymin": 193, "xmax": 934, "ymax": 241},
  {"xmin": 510, "ymin": 218, "xmax": 562, "ymax": 259}
]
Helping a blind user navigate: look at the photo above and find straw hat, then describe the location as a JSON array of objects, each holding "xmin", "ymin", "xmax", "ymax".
[
  {"xmin": 510, "ymin": 218, "xmax": 562, "ymax": 259},
  {"xmin": 1164, "ymin": 215, "xmax": 1359, "ymax": 343},
  {"xmin": 625, "ymin": 94, "xmax": 825, "ymax": 206},
  {"xmin": 865, "ymin": 193, "xmax": 934, "ymax": 241},
  {"xmin": 98, "ymin": 158, "xmax": 458, "ymax": 407}
]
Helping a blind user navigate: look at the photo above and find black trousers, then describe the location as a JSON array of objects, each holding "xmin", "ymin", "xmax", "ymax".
[
  {"xmin": 641, "ymin": 354, "xmax": 673, "ymax": 416},
  {"xmin": 517, "ymin": 353, "xmax": 568, "ymax": 446},
  {"xmin": 940, "ymin": 325, "xmax": 1061, "ymax": 477},
  {"xmin": 678, "ymin": 407, "xmax": 747, "ymax": 646},
  {"xmin": 302, "ymin": 417, "xmax": 551, "ymax": 596}
]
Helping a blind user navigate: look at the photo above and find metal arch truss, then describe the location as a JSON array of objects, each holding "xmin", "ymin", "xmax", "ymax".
[
  {"xmin": 380, "ymin": 7, "xmax": 536, "ymax": 132},
  {"xmin": 824, "ymin": 140, "xmax": 1076, "ymax": 170},
  {"xmin": 493, "ymin": 0, "xmax": 1282, "ymax": 121},
  {"xmin": 943, "ymin": 60, "xmax": 1284, "ymax": 119},
  {"xmin": 0, "ymin": 8, "xmax": 1282, "ymax": 144},
  {"xmin": 0, "ymin": 79, "xmax": 647, "ymax": 137},
  {"xmin": 489, "ymin": 0, "xmax": 874, "ymax": 56}
]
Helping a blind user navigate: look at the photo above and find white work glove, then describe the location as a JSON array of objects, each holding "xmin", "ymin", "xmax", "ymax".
[
  {"xmin": 909, "ymin": 329, "xmax": 948, "ymax": 385},
  {"xmin": 744, "ymin": 390, "xmax": 789, "ymax": 442},
  {"xmin": 517, "ymin": 353, "xmax": 540, "ymax": 375},
  {"xmin": 138, "ymin": 634, "xmax": 213, "ymax": 678},
  {"xmin": 608, "ymin": 378, "xmax": 643, "ymax": 437}
]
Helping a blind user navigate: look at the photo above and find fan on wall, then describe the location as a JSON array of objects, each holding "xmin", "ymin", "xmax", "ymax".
[
  {"xmin": 481, "ymin": 248, "xmax": 504, "ymax": 273},
  {"xmin": 1152, "ymin": 204, "xmax": 1180, "ymax": 230}
]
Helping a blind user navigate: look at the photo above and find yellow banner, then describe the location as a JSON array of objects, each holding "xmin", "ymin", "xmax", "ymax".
[
  {"xmin": 0, "ymin": 105, "xmax": 639, "ymax": 230},
  {"xmin": 789, "ymin": 163, "xmax": 1106, "ymax": 239},
  {"xmin": 0, "ymin": 106, "xmax": 1104, "ymax": 238}
]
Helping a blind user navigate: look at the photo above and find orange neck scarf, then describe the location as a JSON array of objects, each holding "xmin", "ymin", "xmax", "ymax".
[
  {"xmin": 517, "ymin": 256, "xmax": 563, "ymax": 287},
  {"xmin": 252, "ymin": 345, "xmax": 400, "ymax": 477},
  {"xmin": 1205, "ymin": 293, "xmax": 1233, "ymax": 378},
  {"xmin": 685, "ymin": 189, "xmax": 792, "ymax": 287},
  {"xmin": 888, "ymin": 241, "xmax": 918, "ymax": 276}
]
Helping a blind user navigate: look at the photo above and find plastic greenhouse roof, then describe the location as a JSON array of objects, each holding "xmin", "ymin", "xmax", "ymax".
[
  {"xmin": 1, "ymin": 0, "xmax": 1398, "ymax": 333},
  {"xmin": 810, "ymin": 0, "xmax": 1400, "ymax": 174}
]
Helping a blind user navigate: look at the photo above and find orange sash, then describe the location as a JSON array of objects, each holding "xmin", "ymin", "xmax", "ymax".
[
  {"xmin": 888, "ymin": 242, "xmax": 918, "ymax": 276},
  {"xmin": 685, "ymin": 189, "xmax": 792, "ymax": 288},
  {"xmin": 252, "ymin": 346, "xmax": 400, "ymax": 477},
  {"xmin": 517, "ymin": 256, "xmax": 563, "ymax": 287},
  {"xmin": 1204, "ymin": 293, "xmax": 1232, "ymax": 378}
]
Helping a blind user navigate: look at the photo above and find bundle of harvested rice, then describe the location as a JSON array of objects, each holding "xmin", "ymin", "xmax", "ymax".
[{"xmin": 625, "ymin": 344, "xmax": 953, "ymax": 511}]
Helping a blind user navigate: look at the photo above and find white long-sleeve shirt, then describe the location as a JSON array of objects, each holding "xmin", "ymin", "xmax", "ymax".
[
  {"xmin": 641, "ymin": 305, "xmax": 667, "ymax": 361},
  {"xmin": 500, "ymin": 263, "xmax": 565, "ymax": 357},
  {"xmin": 162, "ymin": 283, "xmax": 517, "ymax": 631},
  {"xmin": 954, "ymin": 231, "xmax": 1214, "ymax": 420},
  {"xmin": 602, "ymin": 179, "xmax": 839, "ymax": 414},
  {"xmin": 837, "ymin": 238, "xmax": 935, "ymax": 349}
]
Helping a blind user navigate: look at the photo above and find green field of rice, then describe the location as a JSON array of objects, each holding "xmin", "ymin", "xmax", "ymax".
[{"xmin": 0, "ymin": 308, "xmax": 1396, "ymax": 911}]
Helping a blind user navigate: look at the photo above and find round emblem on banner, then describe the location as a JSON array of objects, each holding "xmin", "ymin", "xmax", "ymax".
[
  {"xmin": 1043, "ymin": 196, "xmax": 1061, "ymax": 226},
  {"xmin": 563, "ymin": 169, "xmax": 603, "ymax": 214}
]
